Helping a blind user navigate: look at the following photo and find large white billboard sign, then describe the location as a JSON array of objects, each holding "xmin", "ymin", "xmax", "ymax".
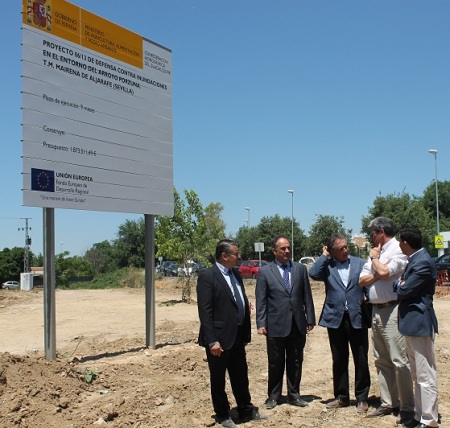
[{"xmin": 21, "ymin": 0, "xmax": 173, "ymax": 215}]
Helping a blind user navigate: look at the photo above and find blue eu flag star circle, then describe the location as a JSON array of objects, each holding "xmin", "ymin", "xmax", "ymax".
[{"xmin": 31, "ymin": 168, "xmax": 55, "ymax": 192}]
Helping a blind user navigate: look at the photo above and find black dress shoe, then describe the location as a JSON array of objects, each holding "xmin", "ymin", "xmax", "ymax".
[
  {"xmin": 399, "ymin": 417, "xmax": 420, "ymax": 428},
  {"xmin": 266, "ymin": 399, "xmax": 277, "ymax": 409},
  {"xmin": 288, "ymin": 398, "xmax": 309, "ymax": 407},
  {"xmin": 240, "ymin": 409, "xmax": 268, "ymax": 423},
  {"xmin": 216, "ymin": 417, "xmax": 236, "ymax": 428}
]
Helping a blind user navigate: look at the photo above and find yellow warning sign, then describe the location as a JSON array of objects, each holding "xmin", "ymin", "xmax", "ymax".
[{"xmin": 435, "ymin": 235, "xmax": 444, "ymax": 249}]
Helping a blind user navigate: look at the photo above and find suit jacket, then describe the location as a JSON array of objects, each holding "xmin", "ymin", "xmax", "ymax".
[
  {"xmin": 394, "ymin": 249, "xmax": 438, "ymax": 336},
  {"xmin": 309, "ymin": 255, "xmax": 368, "ymax": 329},
  {"xmin": 256, "ymin": 261, "xmax": 316, "ymax": 337},
  {"xmin": 197, "ymin": 264, "xmax": 251, "ymax": 350}
]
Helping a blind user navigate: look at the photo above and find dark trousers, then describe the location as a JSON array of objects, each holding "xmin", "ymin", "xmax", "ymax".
[
  {"xmin": 266, "ymin": 320, "xmax": 306, "ymax": 401},
  {"xmin": 327, "ymin": 313, "xmax": 371, "ymax": 402},
  {"xmin": 205, "ymin": 326, "xmax": 253, "ymax": 420}
]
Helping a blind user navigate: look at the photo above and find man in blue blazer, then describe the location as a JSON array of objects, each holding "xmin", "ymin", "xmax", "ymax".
[
  {"xmin": 394, "ymin": 227, "xmax": 439, "ymax": 428},
  {"xmin": 256, "ymin": 235, "xmax": 316, "ymax": 409},
  {"xmin": 197, "ymin": 239, "xmax": 266, "ymax": 428},
  {"xmin": 309, "ymin": 233, "xmax": 370, "ymax": 413}
]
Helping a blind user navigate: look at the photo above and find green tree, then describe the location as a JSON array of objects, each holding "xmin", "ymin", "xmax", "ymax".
[
  {"xmin": 113, "ymin": 217, "xmax": 146, "ymax": 268},
  {"xmin": 236, "ymin": 215, "xmax": 306, "ymax": 261},
  {"xmin": 0, "ymin": 247, "xmax": 25, "ymax": 283},
  {"xmin": 203, "ymin": 202, "xmax": 226, "ymax": 262},
  {"xmin": 422, "ymin": 180, "xmax": 450, "ymax": 232},
  {"xmin": 32, "ymin": 252, "xmax": 43, "ymax": 267},
  {"xmin": 156, "ymin": 188, "xmax": 208, "ymax": 302},
  {"xmin": 304, "ymin": 215, "xmax": 353, "ymax": 257},
  {"xmin": 234, "ymin": 226, "xmax": 262, "ymax": 260},
  {"xmin": 55, "ymin": 254, "xmax": 94, "ymax": 286},
  {"xmin": 362, "ymin": 192, "xmax": 435, "ymax": 254},
  {"xmin": 84, "ymin": 240, "xmax": 118, "ymax": 275}
]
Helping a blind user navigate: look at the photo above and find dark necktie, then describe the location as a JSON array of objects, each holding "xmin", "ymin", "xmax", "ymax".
[
  {"xmin": 229, "ymin": 269, "xmax": 245, "ymax": 325},
  {"xmin": 281, "ymin": 264, "xmax": 291, "ymax": 292}
]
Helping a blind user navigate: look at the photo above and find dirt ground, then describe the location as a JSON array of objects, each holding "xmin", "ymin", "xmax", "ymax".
[{"xmin": 0, "ymin": 278, "xmax": 449, "ymax": 428}]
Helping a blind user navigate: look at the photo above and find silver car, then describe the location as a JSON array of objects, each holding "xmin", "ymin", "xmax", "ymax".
[{"xmin": 2, "ymin": 281, "xmax": 19, "ymax": 290}]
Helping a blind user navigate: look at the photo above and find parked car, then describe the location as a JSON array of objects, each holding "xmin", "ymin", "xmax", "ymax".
[
  {"xmin": 158, "ymin": 260, "xmax": 176, "ymax": 274},
  {"xmin": 434, "ymin": 254, "xmax": 450, "ymax": 272},
  {"xmin": 164, "ymin": 262, "xmax": 179, "ymax": 277},
  {"xmin": 2, "ymin": 281, "xmax": 19, "ymax": 290},
  {"xmin": 299, "ymin": 257, "xmax": 317, "ymax": 269},
  {"xmin": 239, "ymin": 260, "xmax": 268, "ymax": 279},
  {"xmin": 178, "ymin": 261, "xmax": 207, "ymax": 277},
  {"xmin": 191, "ymin": 262, "xmax": 206, "ymax": 276}
]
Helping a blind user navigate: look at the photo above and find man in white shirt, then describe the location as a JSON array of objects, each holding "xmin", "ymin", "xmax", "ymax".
[{"xmin": 359, "ymin": 217, "xmax": 414, "ymax": 426}]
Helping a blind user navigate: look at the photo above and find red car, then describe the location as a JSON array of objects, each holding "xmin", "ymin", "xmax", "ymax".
[{"xmin": 239, "ymin": 260, "xmax": 268, "ymax": 279}]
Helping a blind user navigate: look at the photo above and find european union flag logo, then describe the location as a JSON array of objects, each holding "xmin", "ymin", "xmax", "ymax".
[{"xmin": 31, "ymin": 168, "xmax": 55, "ymax": 192}]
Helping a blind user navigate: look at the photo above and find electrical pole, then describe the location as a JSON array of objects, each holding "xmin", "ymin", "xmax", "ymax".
[{"xmin": 18, "ymin": 218, "xmax": 32, "ymax": 273}]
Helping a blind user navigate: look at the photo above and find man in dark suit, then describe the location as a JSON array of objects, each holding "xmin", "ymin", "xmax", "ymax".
[
  {"xmin": 197, "ymin": 239, "xmax": 267, "ymax": 428},
  {"xmin": 256, "ymin": 235, "xmax": 316, "ymax": 410},
  {"xmin": 394, "ymin": 227, "xmax": 439, "ymax": 428},
  {"xmin": 309, "ymin": 233, "xmax": 370, "ymax": 413}
]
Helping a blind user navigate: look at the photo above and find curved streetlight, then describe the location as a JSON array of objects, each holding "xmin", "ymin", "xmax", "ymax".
[
  {"xmin": 428, "ymin": 149, "xmax": 442, "ymax": 255},
  {"xmin": 288, "ymin": 190, "xmax": 294, "ymax": 261},
  {"xmin": 244, "ymin": 207, "xmax": 250, "ymax": 228}
]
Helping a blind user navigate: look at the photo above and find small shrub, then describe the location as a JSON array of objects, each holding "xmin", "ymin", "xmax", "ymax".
[{"xmin": 121, "ymin": 267, "xmax": 144, "ymax": 288}]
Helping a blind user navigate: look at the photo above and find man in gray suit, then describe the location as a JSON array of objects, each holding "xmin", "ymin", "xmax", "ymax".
[
  {"xmin": 394, "ymin": 227, "xmax": 439, "ymax": 428},
  {"xmin": 309, "ymin": 233, "xmax": 370, "ymax": 413},
  {"xmin": 256, "ymin": 235, "xmax": 316, "ymax": 410}
]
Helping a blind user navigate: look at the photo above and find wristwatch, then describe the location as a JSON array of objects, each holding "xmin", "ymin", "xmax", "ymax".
[{"xmin": 370, "ymin": 255, "xmax": 379, "ymax": 260}]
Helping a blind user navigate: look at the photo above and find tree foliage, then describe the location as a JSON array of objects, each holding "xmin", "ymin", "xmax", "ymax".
[
  {"xmin": 84, "ymin": 240, "xmax": 118, "ymax": 275},
  {"xmin": 113, "ymin": 217, "xmax": 146, "ymax": 268},
  {"xmin": 361, "ymin": 191, "xmax": 435, "ymax": 255},
  {"xmin": 422, "ymin": 180, "xmax": 450, "ymax": 232},
  {"xmin": 0, "ymin": 247, "xmax": 25, "ymax": 283},
  {"xmin": 304, "ymin": 215, "xmax": 354, "ymax": 257},
  {"xmin": 156, "ymin": 188, "xmax": 224, "ymax": 301},
  {"xmin": 156, "ymin": 188, "xmax": 205, "ymax": 264},
  {"xmin": 235, "ymin": 214, "xmax": 306, "ymax": 261},
  {"xmin": 55, "ymin": 253, "xmax": 94, "ymax": 286},
  {"xmin": 202, "ymin": 202, "xmax": 226, "ymax": 262}
]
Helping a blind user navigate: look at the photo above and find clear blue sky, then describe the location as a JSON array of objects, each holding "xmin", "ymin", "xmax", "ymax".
[{"xmin": 2, "ymin": 1, "xmax": 449, "ymax": 256}]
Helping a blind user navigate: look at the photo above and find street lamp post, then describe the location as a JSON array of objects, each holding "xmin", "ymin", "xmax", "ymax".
[
  {"xmin": 428, "ymin": 149, "xmax": 442, "ymax": 256},
  {"xmin": 244, "ymin": 207, "xmax": 250, "ymax": 228},
  {"xmin": 288, "ymin": 190, "xmax": 294, "ymax": 261},
  {"xmin": 60, "ymin": 242, "xmax": 64, "ymax": 255},
  {"xmin": 244, "ymin": 219, "xmax": 249, "ymax": 227}
]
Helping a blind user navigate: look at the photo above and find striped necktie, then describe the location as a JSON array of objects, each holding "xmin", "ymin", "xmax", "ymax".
[
  {"xmin": 281, "ymin": 264, "xmax": 291, "ymax": 292},
  {"xmin": 229, "ymin": 269, "xmax": 245, "ymax": 325}
]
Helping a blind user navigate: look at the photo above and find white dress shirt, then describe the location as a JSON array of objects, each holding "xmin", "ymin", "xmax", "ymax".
[{"xmin": 360, "ymin": 238, "xmax": 407, "ymax": 304}]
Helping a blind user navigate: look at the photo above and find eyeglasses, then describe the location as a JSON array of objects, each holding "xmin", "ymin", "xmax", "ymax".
[{"xmin": 227, "ymin": 251, "xmax": 240, "ymax": 257}]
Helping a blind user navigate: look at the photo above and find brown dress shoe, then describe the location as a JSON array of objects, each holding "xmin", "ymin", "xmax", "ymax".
[
  {"xmin": 326, "ymin": 398, "xmax": 350, "ymax": 409},
  {"xmin": 356, "ymin": 401, "xmax": 369, "ymax": 413},
  {"xmin": 368, "ymin": 406, "xmax": 398, "ymax": 417}
]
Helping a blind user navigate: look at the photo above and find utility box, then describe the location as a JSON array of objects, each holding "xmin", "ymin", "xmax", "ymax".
[{"xmin": 20, "ymin": 273, "xmax": 34, "ymax": 291}]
